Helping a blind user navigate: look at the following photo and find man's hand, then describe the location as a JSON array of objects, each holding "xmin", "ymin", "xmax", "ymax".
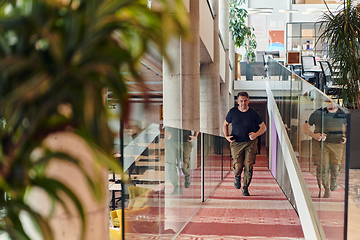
[
  {"xmin": 341, "ymin": 137, "xmax": 347, "ymax": 144},
  {"xmin": 313, "ymin": 133, "xmax": 327, "ymax": 141},
  {"xmin": 188, "ymin": 135, "xmax": 197, "ymax": 142},
  {"xmin": 225, "ymin": 136, "xmax": 235, "ymax": 143},
  {"xmin": 321, "ymin": 133, "xmax": 327, "ymax": 141},
  {"xmin": 165, "ymin": 132, "xmax": 171, "ymax": 140},
  {"xmin": 249, "ymin": 132, "xmax": 257, "ymax": 141}
]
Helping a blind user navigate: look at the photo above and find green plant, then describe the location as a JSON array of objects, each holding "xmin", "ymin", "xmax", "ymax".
[
  {"xmin": 229, "ymin": 0, "xmax": 257, "ymax": 63},
  {"xmin": 319, "ymin": 0, "xmax": 360, "ymax": 108},
  {"xmin": 0, "ymin": 0, "xmax": 189, "ymax": 239}
]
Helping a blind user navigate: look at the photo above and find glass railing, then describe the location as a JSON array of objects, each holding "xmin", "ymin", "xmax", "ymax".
[
  {"xmin": 239, "ymin": 61, "xmax": 268, "ymax": 80},
  {"xmin": 239, "ymin": 58, "xmax": 286, "ymax": 81},
  {"xmin": 267, "ymin": 57, "xmax": 350, "ymax": 239},
  {"xmin": 107, "ymin": 120, "xmax": 231, "ymax": 239},
  {"xmin": 202, "ymin": 134, "xmax": 231, "ymax": 201}
]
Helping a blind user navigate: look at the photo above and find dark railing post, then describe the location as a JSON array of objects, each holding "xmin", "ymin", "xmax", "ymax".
[
  {"xmin": 120, "ymin": 116, "xmax": 125, "ymax": 240},
  {"xmin": 344, "ymin": 113, "xmax": 351, "ymax": 240},
  {"xmin": 229, "ymin": 143, "xmax": 232, "ymax": 171},
  {"xmin": 201, "ymin": 133, "xmax": 204, "ymax": 202},
  {"xmin": 221, "ymin": 137, "xmax": 223, "ymax": 181}
]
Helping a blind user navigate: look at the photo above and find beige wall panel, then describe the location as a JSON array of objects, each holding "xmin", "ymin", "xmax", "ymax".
[
  {"xmin": 200, "ymin": 0, "xmax": 214, "ymax": 62},
  {"xmin": 220, "ymin": 41, "xmax": 226, "ymax": 83}
]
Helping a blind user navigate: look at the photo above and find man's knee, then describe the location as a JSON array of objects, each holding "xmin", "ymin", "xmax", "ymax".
[
  {"xmin": 244, "ymin": 143, "xmax": 257, "ymax": 165},
  {"xmin": 330, "ymin": 163, "xmax": 341, "ymax": 173},
  {"xmin": 182, "ymin": 161, "xmax": 191, "ymax": 174},
  {"xmin": 233, "ymin": 163, "xmax": 243, "ymax": 175},
  {"xmin": 244, "ymin": 152, "xmax": 256, "ymax": 167}
]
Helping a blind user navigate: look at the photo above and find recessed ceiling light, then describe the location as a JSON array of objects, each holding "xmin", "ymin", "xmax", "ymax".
[
  {"xmin": 279, "ymin": 9, "xmax": 298, "ymax": 13},
  {"xmin": 249, "ymin": 12, "xmax": 272, "ymax": 15},
  {"xmin": 246, "ymin": 8, "xmax": 273, "ymax": 12},
  {"xmin": 254, "ymin": 8, "xmax": 274, "ymax": 11},
  {"xmin": 246, "ymin": 8, "xmax": 273, "ymax": 15}
]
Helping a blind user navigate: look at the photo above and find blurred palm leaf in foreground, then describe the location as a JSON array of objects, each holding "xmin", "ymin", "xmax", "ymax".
[{"xmin": 0, "ymin": 0, "xmax": 189, "ymax": 239}]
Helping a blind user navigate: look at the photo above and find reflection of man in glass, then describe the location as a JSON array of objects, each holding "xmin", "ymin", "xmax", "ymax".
[
  {"xmin": 165, "ymin": 127, "xmax": 198, "ymax": 195},
  {"xmin": 302, "ymin": 100, "xmax": 346, "ymax": 198}
]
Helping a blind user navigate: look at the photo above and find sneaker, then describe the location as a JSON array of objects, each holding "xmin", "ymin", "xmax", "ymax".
[
  {"xmin": 185, "ymin": 175, "xmax": 191, "ymax": 188},
  {"xmin": 323, "ymin": 189, "xmax": 330, "ymax": 198},
  {"xmin": 330, "ymin": 178, "xmax": 338, "ymax": 191},
  {"xmin": 234, "ymin": 176, "xmax": 241, "ymax": 189},
  {"xmin": 242, "ymin": 187, "xmax": 250, "ymax": 196}
]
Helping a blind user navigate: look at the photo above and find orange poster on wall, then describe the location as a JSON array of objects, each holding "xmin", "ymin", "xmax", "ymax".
[{"xmin": 269, "ymin": 30, "xmax": 284, "ymax": 51}]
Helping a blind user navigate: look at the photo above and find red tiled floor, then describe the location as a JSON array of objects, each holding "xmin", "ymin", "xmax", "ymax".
[{"xmin": 176, "ymin": 154, "xmax": 305, "ymax": 239}]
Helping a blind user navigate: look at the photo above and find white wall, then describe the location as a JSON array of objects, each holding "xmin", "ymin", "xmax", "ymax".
[
  {"xmin": 219, "ymin": 41, "xmax": 225, "ymax": 82},
  {"xmin": 249, "ymin": 0, "xmax": 290, "ymax": 58},
  {"xmin": 291, "ymin": 3, "xmax": 340, "ymax": 22}
]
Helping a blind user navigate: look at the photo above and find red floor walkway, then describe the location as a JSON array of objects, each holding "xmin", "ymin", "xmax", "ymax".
[{"xmin": 176, "ymin": 155, "xmax": 305, "ymax": 240}]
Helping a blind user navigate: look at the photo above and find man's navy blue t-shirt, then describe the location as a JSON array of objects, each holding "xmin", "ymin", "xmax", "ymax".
[{"xmin": 225, "ymin": 107, "xmax": 263, "ymax": 142}]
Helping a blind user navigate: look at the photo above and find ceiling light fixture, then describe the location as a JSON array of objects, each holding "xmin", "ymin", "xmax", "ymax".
[
  {"xmin": 279, "ymin": 9, "xmax": 298, "ymax": 13},
  {"xmin": 246, "ymin": 8, "xmax": 273, "ymax": 15},
  {"xmin": 248, "ymin": 11, "xmax": 273, "ymax": 15}
]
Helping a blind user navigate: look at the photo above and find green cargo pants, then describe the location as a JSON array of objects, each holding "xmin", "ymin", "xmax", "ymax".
[
  {"xmin": 312, "ymin": 140, "xmax": 344, "ymax": 189},
  {"xmin": 165, "ymin": 141, "xmax": 192, "ymax": 188},
  {"xmin": 230, "ymin": 139, "xmax": 258, "ymax": 188}
]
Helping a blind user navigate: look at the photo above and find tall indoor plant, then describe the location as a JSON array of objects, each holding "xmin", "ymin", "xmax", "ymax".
[
  {"xmin": 229, "ymin": 0, "xmax": 257, "ymax": 63},
  {"xmin": 319, "ymin": 0, "xmax": 360, "ymax": 108},
  {"xmin": 0, "ymin": 0, "xmax": 189, "ymax": 239}
]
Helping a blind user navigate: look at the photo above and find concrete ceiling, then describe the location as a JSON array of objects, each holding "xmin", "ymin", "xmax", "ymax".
[
  {"xmin": 112, "ymin": 40, "xmax": 214, "ymax": 104},
  {"xmin": 125, "ymin": 62, "xmax": 163, "ymax": 104}
]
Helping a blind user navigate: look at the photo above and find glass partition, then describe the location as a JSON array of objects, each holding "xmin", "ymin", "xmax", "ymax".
[
  {"xmin": 106, "ymin": 111, "xmax": 231, "ymax": 239},
  {"xmin": 202, "ymin": 134, "xmax": 231, "ymax": 201},
  {"xmin": 239, "ymin": 62, "xmax": 268, "ymax": 80},
  {"xmin": 267, "ymin": 57, "xmax": 349, "ymax": 239},
  {"xmin": 222, "ymin": 137, "xmax": 232, "ymax": 180}
]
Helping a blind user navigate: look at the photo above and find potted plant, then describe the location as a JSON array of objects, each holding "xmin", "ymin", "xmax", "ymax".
[
  {"xmin": 0, "ymin": 0, "xmax": 189, "ymax": 239},
  {"xmin": 318, "ymin": 0, "xmax": 360, "ymax": 109},
  {"xmin": 318, "ymin": 0, "xmax": 360, "ymax": 190},
  {"xmin": 229, "ymin": 0, "xmax": 257, "ymax": 80}
]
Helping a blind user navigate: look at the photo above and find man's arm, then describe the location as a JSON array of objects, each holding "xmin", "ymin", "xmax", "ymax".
[
  {"xmin": 188, "ymin": 131, "xmax": 199, "ymax": 142},
  {"xmin": 302, "ymin": 122, "xmax": 324, "ymax": 141},
  {"xmin": 223, "ymin": 120, "xmax": 235, "ymax": 143},
  {"xmin": 249, "ymin": 122, "xmax": 266, "ymax": 140},
  {"xmin": 341, "ymin": 123, "xmax": 347, "ymax": 144}
]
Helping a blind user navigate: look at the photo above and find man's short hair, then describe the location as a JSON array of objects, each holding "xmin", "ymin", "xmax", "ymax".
[{"xmin": 237, "ymin": 91, "xmax": 249, "ymax": 99}]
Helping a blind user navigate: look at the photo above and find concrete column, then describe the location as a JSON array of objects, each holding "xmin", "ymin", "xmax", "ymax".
[
  {"xmin": 200, "ymin": 0, "xmax": 220, "ymax": 135},
  {"xmin": 163, "ymin": 1, "xmax": 200, "ymax": 131},
  {"xmin": 181, "ymin": 0, "xmax": 200, "ymax": 131},
  {"xmin": 163, "ymin": 37, "xmax": 182, "ymax": 128}
]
